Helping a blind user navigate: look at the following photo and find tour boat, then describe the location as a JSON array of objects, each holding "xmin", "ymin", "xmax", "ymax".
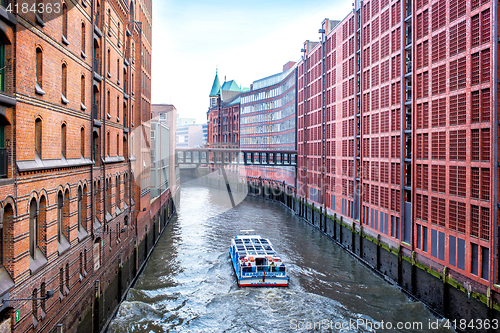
[{"xmin": 230, "ymin": 233, "xmax": 289, "ymax": 287}]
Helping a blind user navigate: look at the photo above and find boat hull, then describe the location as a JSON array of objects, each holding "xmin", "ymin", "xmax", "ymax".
[{"xmin": 237, "ymin": 278, "xmax": 289, "ymax": 287}]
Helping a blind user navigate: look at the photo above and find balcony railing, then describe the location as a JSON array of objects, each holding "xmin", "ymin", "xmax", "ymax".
[{"xmin": 0, "ymin": 147, "xmax": 8, "ymax": 178}]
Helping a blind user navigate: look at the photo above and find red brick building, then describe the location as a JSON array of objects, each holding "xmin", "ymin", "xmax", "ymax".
[
  {"xmin": 297, "ymin": 0, "xmax": 499, "ymax": 308},
  {"xmin": 0, "ymin": 1, "xmax": 177, "ymax": 332},
  {"xmin": 207, "ymin": 71, "xmax": 242, "ymax": 149}
]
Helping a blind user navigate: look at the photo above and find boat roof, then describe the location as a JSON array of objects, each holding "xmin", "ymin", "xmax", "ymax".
[{"xmin": 232, "ymin": 236, "xmax": 277, "ymax": 257}]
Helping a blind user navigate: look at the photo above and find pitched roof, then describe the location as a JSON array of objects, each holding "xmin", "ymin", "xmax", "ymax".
[
  {"xmin": 209, "ymin": 71, "xmax": 221, "ymax": 97},
  {"xmin": 221, "ymin": 80, "xmax": 240, "ymax": 92}
]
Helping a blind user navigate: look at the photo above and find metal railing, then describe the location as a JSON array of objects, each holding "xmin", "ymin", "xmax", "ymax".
[{"xmin": 238, "ymin": 263, "xmax": 287, "ymax": 278}]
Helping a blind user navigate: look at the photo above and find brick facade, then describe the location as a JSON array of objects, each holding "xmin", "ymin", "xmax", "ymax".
[
  {"xmin": 297, "ymin": 0, "xmax": 500, "ymax": 307},
  {"xmin": 0, "ymin": 1, "xmax": 179, "ymax": 332}
]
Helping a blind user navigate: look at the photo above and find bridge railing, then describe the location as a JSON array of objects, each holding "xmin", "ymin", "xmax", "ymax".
[{"xmin": 175, "ymin": 148, "xmax": 297, "ymax": 167}]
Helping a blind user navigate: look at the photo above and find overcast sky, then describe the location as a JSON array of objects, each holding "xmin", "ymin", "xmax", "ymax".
[{"xmin": 151, "ymin": 0, "xmax": 352, "ymax": 124}]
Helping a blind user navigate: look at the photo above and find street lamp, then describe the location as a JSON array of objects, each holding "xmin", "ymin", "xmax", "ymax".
[{"xmin": 0, "ymin": 290, "xmax": 55, "ymax": 308}]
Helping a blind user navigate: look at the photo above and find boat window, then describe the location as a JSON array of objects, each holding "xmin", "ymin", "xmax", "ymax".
[
  {"xmin": 243, "ymin": 239, "xmax": 251, "ymax": 243},
  {"xmin": 266, "ymin": 251, "xmax": 275, "ymax": 256},
  {"xmin": 264, "ymin": 246, "xmax": 272, "ymax": 251},
  {"xmin": 254, "ymin": 245, "xmax": 263, "ymax": 250},
  {"xmin": 235, "ymin": 239, "xmax": 243, "ymax": 244},
  {"xmin": 260, "ymin": 240, "xmax": 268, "ymax": 244},
  {"xmin": 257, "ymin": 252, "xmax": 266, "ymax": 256},
  {"xmin": 237, "ymin": 246, "xmax": 245, "ymax": 251},
  {"xmin": 251, "ymin": 238, "xmax": 259, "ymax": 243},
  {"xmin": 248, "ymin": 251, "xmax": 257, "ymax": 256}
]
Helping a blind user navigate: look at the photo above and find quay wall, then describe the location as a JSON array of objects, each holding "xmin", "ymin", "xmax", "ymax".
[{"xmin": 246, "ymin": 182, "xmax": 500, "ymax": 333}]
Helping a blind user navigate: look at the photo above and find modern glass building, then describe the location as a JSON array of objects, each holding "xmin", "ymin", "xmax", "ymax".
[{"xmin": 240, "ymin": 64, "xmax": 297, "ymax": 186}]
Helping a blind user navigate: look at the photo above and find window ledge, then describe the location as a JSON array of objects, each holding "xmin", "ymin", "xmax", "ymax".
[
  {"xmin": 124, "ymin": 59, "xmax": 129, "ymax": 67},
  {"xmin": 82, "ymin": 0, "xmax": 88, "ymax": 8},
  {"xmin": 117, "ymin": 117, "xmax": 120, "ymax": 123},
  {"xmin": 107, "ymin": 112, "xmax": 112, "ymax": 119},
  {"xmin": 35, "ymin": 83, "xmax": 46, "ymax": 96},
  {"xmin": 0, "ymin": 267, "xmax": 15, "ymax": 297},
  {"xmin": 61, "ymin": 95, "xmax": 69, "ymax": 104},
  {"xmin": 35, "ymin": 14, "xmax": 45, "ymax": 27},
  {"xmin": 29, "ymin": 248, "xmax": 48, "ymax": 274},
  {"xmin": 17, "ymin": 157, "xmax": 94, "ymax": 172},
  {"xmin": 106, "ymin": 211, "xmax": 113, "ymax": 222},
  {"xmin": 58, "ymin": 236, "xmax": 71, "ymax": 255},
  {"xmin": 107, "ymin": 72, "xmax": 112, "ymax": 79},
  {"xmin": 117, "ymin": 79, "xmax": 121, "ymax": 86},
  {"xmin": 77, "ymin": 228, "xmax": 88, "ymax": 241},
  {"xmin": 94, "ymin": 25, "xmax": 103, "ymax": 38},
  {"xmin": 0, "ymin": 7, "xmax": 17, "ymax": 26},
  {"xmin": 81, "ymin": 103, "xmax": 87, "ymax": 111},
  {"xmin": 102, "ymin": 156, "xmax": 125, "ymax": 164},
  {"xmin": 39, "ymin": 309, "xmax": 46, "ymax": 321},
  {"xmin": 62, "ymin": 35, "xmax": 70, "ymax": 46},
  {"xmin": 81, "ymin": 50, "xmax": 87, "ymax": 59},
  {"xmin": 123, "ymin": 93, "xmax": 129, "ymax": 100},
  {"xmin": 0, "ymin": 92, "xmax": 16, "ymax": 107}
]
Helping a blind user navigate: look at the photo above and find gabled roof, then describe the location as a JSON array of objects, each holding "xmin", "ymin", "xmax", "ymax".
[
  {"xmin": 221, "ymin": 80, "xmax": 240, "ymax": 92},
  {"xmin": 209, "ymin": 71, "xmax": 221, "ymax": 97}
]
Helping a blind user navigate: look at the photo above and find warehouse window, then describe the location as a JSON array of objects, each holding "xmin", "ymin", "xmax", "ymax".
[
  {"xmin": 35, "ymin": 118, "xmax": 42, "ymax": 158},
  {"xmin": 36, "ymin": 47, "xmax": 43, "ymax": 89},
  {"xmin": 61, "ymin": 124, "xmax": 67, "ymax": 158},
  {"xmin": 29, "ymin": 198, "xmax": 38, "ymax": 259}
]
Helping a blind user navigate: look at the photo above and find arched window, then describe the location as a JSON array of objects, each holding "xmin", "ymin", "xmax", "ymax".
[
  {"xmin": 81, "ymin": 127, "xmax": 85, "ymax": 157},
  {"xmin": 57, "ymin": 192, "xmax": 63, "ymax": 243},
  {"xmin": 61, "ymin": 124, "xmax": 67, "ymax": 158},
  {"xmin": 82, "ymin": 185, "xmax": 88, "ymax": 231},
  {"xmin": 107, "ymin": 9, "xmax": 111, "ymax": 33},
  {"xmin": 65, "ymin": 263, "xmax": 70, "ymax": 290},
  {"xmin": 1, "ymin": 204, "xmax": 13, "ymax": 269},
  {"xmin": 63, "ymin": 190, "xmax": 70, "ymax": 241},
  {"xmin": 35, "ymin": 118, "xmax": 42, "ymax": 158},
  {"xmin": 79, "ymin": 252, "xmax": 83, "ymax": 278},
  {"xmin": 107, "ymin": 48, "xmax": 111, "ymax": 73},
  {"xmin": 32, "ymin": 288, "xmax": 38, "ymax": 319},
  {"xmin": 93, "ymin": 131, "xmax": 100, "ymax": 162},
  {"xmin": 62, "ymin": 3, "xmax": 68, "ymax": 38},
  {"xmin": 106, "ymin": 131, "xmax": 110, "ymax": 156},
  {"xmin": 106, "ymin": 178, "xmax": 111, "ymax": 212},
  {"xmin": 38, "ymin": 196, "xmax": 47, "ymax": 256},
  {"xmin": 77, "ymin": 187, "xmax": 83, "ymax": 231},
  {"xmin": 81, "ymin": 75, "xmax": 85, "ymax": 105},
  {"xmin": 40, "ymin": 282, "xmax": 46, "ymax": 313},
  {"xmin": 29, "ymin": 198, "xmax": 38, "ymax": 259},
  {"xmin": 115, "ymin": 175, "xmax": 120, "ymax": 211},
  {"xmin": 36, "ymin": 48, "xmax": 43, "ymax": 88},
  {"xmin": 123, "ymin": 136, "xmax": 127, "ymax": 158},
  {"xmin": 61, "ymin": 63, "xmax": 67, "ymax": 98},
  {"xmin": 107, "ymin": 90, "xmax": 110, "ymax": 115},
  {"xmin": 81, "ymin": 22, "xmax": 86, "ymax": 53},
  {"xmin": 83, "ymin": 248, "xmax": 87, "ymax": 272}
]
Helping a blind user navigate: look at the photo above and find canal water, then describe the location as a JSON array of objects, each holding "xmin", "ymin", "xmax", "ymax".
[{"xmin": 109, "ymin": 184, "xmax": 452, "ymax": 332}]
